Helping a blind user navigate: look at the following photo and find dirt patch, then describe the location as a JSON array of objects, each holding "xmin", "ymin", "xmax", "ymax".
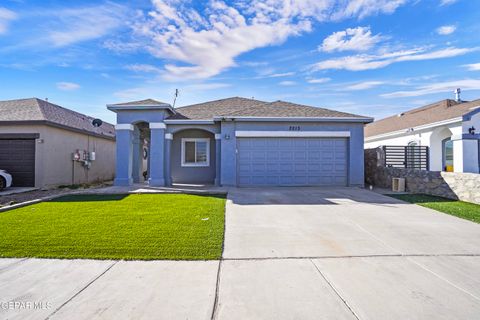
[{"xmin": 0, "ymin": 183, "xmax": 112, "ymax": 207}]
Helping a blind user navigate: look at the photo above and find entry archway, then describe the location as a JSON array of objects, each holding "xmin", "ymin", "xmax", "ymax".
[{"xmin": 430, "ymin": 127, "xmax": 453, "ymax": 171}]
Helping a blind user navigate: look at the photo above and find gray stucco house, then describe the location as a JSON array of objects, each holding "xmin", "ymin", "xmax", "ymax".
[
  {"xmin": 107, "ymin": 97, "xmax": 372, "ymax": 187},
  {"xmin": 0, "ymin": 98, "xmax": 116, "ymax": 188}
]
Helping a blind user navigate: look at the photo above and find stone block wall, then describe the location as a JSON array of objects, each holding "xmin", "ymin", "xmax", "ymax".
[{"xmin": 365, "ymin": 147, "xmax": 480, "ymax": 204}]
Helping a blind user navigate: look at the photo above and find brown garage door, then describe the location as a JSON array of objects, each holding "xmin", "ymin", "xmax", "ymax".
[{"xmin": 0, "ymin": 134, "xmax": 37, "ymax": 187}]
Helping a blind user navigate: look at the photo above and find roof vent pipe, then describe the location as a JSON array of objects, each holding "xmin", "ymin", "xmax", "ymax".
[{"xmin": 454, "ymin": 88, "xmax": 461, "ymax": 102}]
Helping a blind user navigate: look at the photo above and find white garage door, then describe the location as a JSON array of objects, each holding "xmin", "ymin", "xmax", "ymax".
[{"xmin": 237, "ymin": 137, "xmax": 348, "ymax": 186}]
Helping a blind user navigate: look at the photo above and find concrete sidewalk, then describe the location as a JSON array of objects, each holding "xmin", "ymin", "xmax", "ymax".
[
  {"xmin": 1, "ymin": 255, "xmax": 479, "ymax": 320},
  {"xmin": 1, "ymin": 187, "xmax": 480, "ymax": 319}
]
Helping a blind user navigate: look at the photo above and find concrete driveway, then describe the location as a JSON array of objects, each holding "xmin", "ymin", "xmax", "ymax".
[{"xmin": 1, "ymin": 187, "xmax": 480, "ymax": 320}]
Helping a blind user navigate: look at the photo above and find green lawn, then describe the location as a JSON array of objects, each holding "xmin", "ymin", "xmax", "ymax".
[
  {"xmin": 0, "ymin": 194, "xmax": 226, "ymax": 260},
  {"xmin": 388, "ymin": 194, "xmax": 480, "ymax": 223}
]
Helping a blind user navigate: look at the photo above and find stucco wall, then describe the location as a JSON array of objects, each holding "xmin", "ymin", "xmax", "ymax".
[
  {"xmin": 364, "ymin": 123, "xmax": 462, "ymax": 171},
  {"xmin": 170, "ymin": 129, "xmax": 216, "ymax": 184},
  {"xmin": 116, "ymin": 109, "xmax": 167, "ymax": 124},
  {"xmin": 365, "ymin": 148, "xmax": 480, "ymax": 204},
  {"xmin": 0, "ymin": 124, "xmax": 115, "ymax": 188}
]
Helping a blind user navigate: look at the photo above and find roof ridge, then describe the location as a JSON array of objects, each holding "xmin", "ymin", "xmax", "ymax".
[
  {"xmin": 374, "ymin": 99, "xmax": 452, "ymax": 123},
  {"xmin": 266, "ymin": 100, "xmax": 368, "ymax": 118},
  {"xmin": 35, "ymin": 98, "xmax": 96, "ymax": 121},
  {"xmin": 365, "ymin": 97, "xmax": 480, "ymax": 138},
  {"xmin": 175, "ymin": 96, "xmax": 265, "ymax": 110},
  {"xmin": 0, "ymin": 97, "xmax": 115, "ymax": 138},
  {"xmin": 111, "ymin": 98, "xmax": 170, "ymax": 106},
  {"xmin": 224, "ymin": 101, "xmax": 269, "ymax": 116},
  {"xmin": 33, "ymin": 98, "xmax": 48, "ymax": 121}
]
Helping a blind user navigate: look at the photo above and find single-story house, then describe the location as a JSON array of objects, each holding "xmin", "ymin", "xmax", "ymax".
[
  {"xmin": 107, "ymin": 97, "xmax": 372, "ymax": 187},
  {"xmin": 0, "ymin": 98, "xmax": 116, "ymax": 188},
  {"xmin": 365, "ymin": 96, "xmax": 480, "ymax": 173}
]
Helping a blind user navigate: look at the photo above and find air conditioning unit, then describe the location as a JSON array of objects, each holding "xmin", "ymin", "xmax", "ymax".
[{"xmin": 392, "ymin": 178, "xmax": 405, "ymax": 192}]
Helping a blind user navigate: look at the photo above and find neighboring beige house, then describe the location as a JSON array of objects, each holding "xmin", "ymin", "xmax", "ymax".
[
  {"xmin": 365, "ymin": 94, "xmax": 480, "ymax": 173},
  {"xmin": 0, "ymin": 98, "xmax": 116, "ymax": 188}
]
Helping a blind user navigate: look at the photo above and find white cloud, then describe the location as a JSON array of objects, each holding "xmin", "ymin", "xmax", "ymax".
[
  {"xmin": 48, "ymin": 4, "xmax": 126, "ymax": 47},
  {"xmin": 344, "ymin": 81, "xmax": 384, "ymax": 90},
  {"xmin": 320, "ymin": 26, "xmax": 382, "ymax": 52},
  {"xmin": 307, "ymin": 77, "xmax": 331, "ymax": 84},
  {"xmin": 184, "ymin": 83, "xmax": 231, "ymax": 90},
  {"xmin": 331, "ymin": 0, "xmax": 407, "ymax": 20},
  {"xmin": 135, "ymin": 0, "xmax": 311, "ymax": 80},
  {"xmin": 56, "ymin": 82, "xmax": 80, "ymax": 91},
  {"xmin": 312, "ymin": 47, "xmax": 475, "ymax": 71},
  {"xmin": 267, "ymin": 72, "xmax": 295, "ymax": 78},
  {"xmin": 242, "ymin": 61, "xmax": 268, "ymax": 67},
  {"xmin": 464, "ymin": 63, "xmax": 480, "ymax": 71},
  {"xmin": 279, "ymin": 80, "xmax": 297, "ymax": 86},
  {"xmin": 129, "ymin": 0, "xmax": 408, "ymax": 80},
  {"xmin": 113, "ymin": 82, "xmax": 230, "ymax": 101},
  {"xmin": 436, "ymin": 25, "xmax": 456, "ymax": 35},
  {"xmin": 0, "ymin": 7, "xmax": 16, "ymax": 35},
  {"xmin": 125, "ymin": 64, "xmax": 161, "ymax": 73},
  {"xmin": 440, "ymin": 0, "xmax": 457, "ymax": 6},
  {"xmin": 381, "ymin": 79, "xmax": 480, "ymax": 98},
  {"xmin": 114, "ymin": 87, "xmax": 153, "ymax": 100},
  {"xmin": 103, "ymin": 39, "xmax": 140, "ymax": 53}
]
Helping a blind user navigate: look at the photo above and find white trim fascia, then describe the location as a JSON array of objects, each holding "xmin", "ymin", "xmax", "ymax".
[
  {"xmin": 181, "ymin": 138, "xmax": 210, "ymax": 167},
  {"xmin": 149, "ymin": 122, "xmax": 167, "ymax": 129},
  {"xmin": 235, "ymin": 131, "xmax": 350, "ymax": 138},
  {"xmin": 365, "ymin": 117, "xmax": 463, "ymax": 142},
  {"xmin": 107, "ymin": 104, "xmax": 172, "ymax": 108},
  {"xmin": 115, "ymin": 124, "xmax": 134, "ymax": 131},
  {"xmin": 214, "ymin": 116, "xmax": 373, "ymax": 123},
  {"xmin": 165, "ymin": 133, "xmax": 173, "ymax": 140},
  {"xmin": 462, "ymin": 105, "xmax": 480, "ymax": 119},
  {"xmin": 107, "ymin": 104, "xmax": 176, "ymax": 115},
  {"xmin": 107, "ymin": 104, "xmax": 170, "ymax": 108},
  {"xmin": 164, "ymin": 119, "xmax": 215, "ymax": 125}
]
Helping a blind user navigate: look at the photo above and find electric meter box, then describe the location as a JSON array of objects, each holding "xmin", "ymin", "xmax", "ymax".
[
  {"xmin": 89, "ymin": 152, "xmax": 96, "ymax": 161},
  {"xmin": 72, "ymin": 151, "xmax": 81, "ymax": 161}
]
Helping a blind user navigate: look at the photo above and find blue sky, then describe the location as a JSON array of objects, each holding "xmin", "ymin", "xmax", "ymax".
[{"xmin": 0, "ymin": 0, "xmax": 479, "ymax": 123}]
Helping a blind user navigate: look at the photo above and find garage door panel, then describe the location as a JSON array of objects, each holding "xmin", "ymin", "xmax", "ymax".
[
  {"xmin": 0, "ymin": 139, "xmax": 35, "ymax": 187},
  {"xmin": 237, "ymin": 137, "xmax": 347, "ymax": 187},
  {"xmin": 266, "ymin": 151, "xmax": 279, "ymax": 160}
]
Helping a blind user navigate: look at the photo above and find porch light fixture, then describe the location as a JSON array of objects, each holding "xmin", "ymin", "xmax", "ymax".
[
  {"xmin": 224, "ymin": 134, "xmax": 231, "ymax": 140},
  {"xmin": 468, "ymin": 126, "xmax": 476, "ymax": 135}
]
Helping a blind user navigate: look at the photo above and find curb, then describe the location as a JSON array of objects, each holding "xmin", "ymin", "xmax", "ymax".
[{"xmin": 0, "ymin": 190, "xmax": 87, "ymax": 213}]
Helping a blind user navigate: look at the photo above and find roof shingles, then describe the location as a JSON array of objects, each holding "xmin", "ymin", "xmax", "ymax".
[
  {"xmin": 0, "ymin": 98, "xmax": 115, "ymax": 138},
  {"xmin": 110, "ymin": 99, "xmax": 169, "ymax": 106},
  {"xmin": 168, "ymin": 97, "xmax": 369, "ymax": 120},
  {"xmin": 365, "ymin": 99, "xmax": 480, "ymax": 138}
]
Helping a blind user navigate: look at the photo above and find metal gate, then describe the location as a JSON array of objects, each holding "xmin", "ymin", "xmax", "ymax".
[{"xmin": 383, "ymin": 145, "xmax": 429, "ymax": 170}]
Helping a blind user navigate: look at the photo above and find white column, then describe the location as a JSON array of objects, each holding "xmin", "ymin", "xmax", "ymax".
[{"xmin": 453, "ymin": 135, "xmax": 479, "ymax": 173}]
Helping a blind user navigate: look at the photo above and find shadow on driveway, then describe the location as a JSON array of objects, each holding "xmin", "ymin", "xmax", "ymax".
[{"xmin": 228, "ymin": 187, "xmax": 406, "ymax": 206}]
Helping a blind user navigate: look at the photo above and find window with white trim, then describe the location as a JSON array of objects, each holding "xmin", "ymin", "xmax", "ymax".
[{"xmin": 181, "ymin": 138, "xmax": 210, "ymax": 167}]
